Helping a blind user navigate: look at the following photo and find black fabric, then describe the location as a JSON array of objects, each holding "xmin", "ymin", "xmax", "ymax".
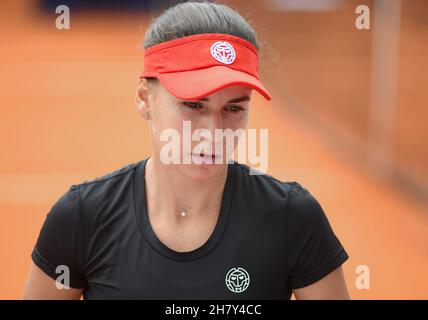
[{"xmin": 31, "ymin": 157, "xmax": 349, "ymax": 299}]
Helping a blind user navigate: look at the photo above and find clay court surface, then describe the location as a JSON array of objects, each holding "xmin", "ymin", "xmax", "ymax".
[{"xmin": 0, "ymin": 0, "xmax": 427, "ymax": 299}]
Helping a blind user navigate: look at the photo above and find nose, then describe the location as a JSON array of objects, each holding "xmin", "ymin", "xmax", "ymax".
[
  {"xmin": 202, "ymin": 111, "xmax": 224, "ymax": 134},
  {"xmin": 197, "ymin": 112, "xmax": 225, "ymax": 154}
]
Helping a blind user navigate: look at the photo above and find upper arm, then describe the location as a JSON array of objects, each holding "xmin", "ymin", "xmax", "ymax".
[
  {"xmin": 23, "ymin": 262, "xmax": 83, "ymax": 300},
  {"xmin": 293, "ymin": 266, "xmax": 350, "ymax": 300}
]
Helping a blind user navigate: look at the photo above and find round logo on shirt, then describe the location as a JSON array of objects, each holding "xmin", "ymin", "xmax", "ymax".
[
  {"xmin": 210, "ymin": 41, "xmax": 236, "ymax": 65},
  {"xmin": 225, "ymin": 267, "xmax": 250, "ymax": 293}
]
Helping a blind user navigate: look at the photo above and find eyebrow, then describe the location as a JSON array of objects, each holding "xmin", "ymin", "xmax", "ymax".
[{"xmin": 197, "ymin": 95, "xmax": 251, "ymax": 103}]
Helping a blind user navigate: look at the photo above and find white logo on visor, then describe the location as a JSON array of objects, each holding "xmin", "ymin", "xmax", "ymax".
[{"xmin": 210, "ymin": 41, "xmax": 236, "ymax": 65}]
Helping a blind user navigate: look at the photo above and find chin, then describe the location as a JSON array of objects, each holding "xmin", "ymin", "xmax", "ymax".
[{"xmin": 176, "ymin": 162, "xmax": 227, "ymax": 181}]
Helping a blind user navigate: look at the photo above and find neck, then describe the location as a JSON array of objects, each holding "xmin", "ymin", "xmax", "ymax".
[{"xmin": 144, "ymin": 156, "xmax": 228, "ymax": 221}]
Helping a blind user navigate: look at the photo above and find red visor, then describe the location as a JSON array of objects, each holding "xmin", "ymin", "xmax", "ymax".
[{"xmin": 139, "ymin": 33, "xmax": 271, "ymax": 101}]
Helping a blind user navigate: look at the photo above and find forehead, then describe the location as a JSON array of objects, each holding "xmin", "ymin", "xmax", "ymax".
[
  {"xmin": 206, "ymin": 86, "xmax": 252, "ymax": 99},
  {"xmin": 158, "ymin": 83, "xmax": 252, "ymax": 101}
]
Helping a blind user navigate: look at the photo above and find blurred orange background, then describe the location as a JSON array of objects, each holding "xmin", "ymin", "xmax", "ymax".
[{"xmin": 0, "ymin": 0, "xmax": 427, "ymax": 299}]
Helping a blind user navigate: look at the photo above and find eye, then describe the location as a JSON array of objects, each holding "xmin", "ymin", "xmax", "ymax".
[
  {"xmin": 225, "ymin": 105, "xmax": 245, "ymax": 112},
  {"xmin": 182, "ymin": 101, "xmax": 203, "ymax": 110}
]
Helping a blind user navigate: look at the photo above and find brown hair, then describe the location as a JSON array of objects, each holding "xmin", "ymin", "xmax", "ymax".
[{"xmin": 143, "ymin": 1, "xmax": 260, "ymax": 51}]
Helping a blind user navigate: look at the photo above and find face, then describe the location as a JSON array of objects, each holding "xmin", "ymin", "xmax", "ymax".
[{"xmin": 137, "ymin": 79, "xmax": 252, "ymax": 180}]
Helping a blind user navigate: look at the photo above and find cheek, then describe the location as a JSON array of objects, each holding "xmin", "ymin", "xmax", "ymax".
[
  {"xmin": 225, "ymin": 112, "xmax": 249, "ymax": 150},
  {"xmin": 224, "ymin": 110, "xmax": 249, "ymax": 130},
  {"xmin": 150, "ymin": 102, "xmax": 188, "ymax": 147}
]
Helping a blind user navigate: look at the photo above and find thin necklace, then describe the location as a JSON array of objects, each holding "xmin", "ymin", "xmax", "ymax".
[
  {"xmin": 145, "ymin": 157, "xmax": 225, "ymax": 218},
  {"xmin": 146, "ymin": 157, "xmax": 191, "ymax": 218},
  {"xmin": 179, "ymin": 206, "xmax": 191, "ymax": 217}
]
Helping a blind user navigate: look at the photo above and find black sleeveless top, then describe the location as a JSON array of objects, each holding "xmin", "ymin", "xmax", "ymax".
[{"xmin": 32, "ymin": 157, "xmax": 348, "ymax": 299}]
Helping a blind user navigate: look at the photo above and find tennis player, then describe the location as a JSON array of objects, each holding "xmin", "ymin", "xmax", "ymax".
[{"xmin": 24, "ymin": 1, "xmax": 350, "ymax": 300}]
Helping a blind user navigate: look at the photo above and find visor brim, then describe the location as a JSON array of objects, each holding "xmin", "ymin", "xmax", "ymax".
[{"xmin": 157, "ymin": 66, "xmax": 272, "ymax": 101}]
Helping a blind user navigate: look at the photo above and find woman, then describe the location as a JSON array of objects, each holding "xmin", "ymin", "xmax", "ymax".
[{"xmin": 24, "ymin": 1, "xmax": 350, "ymax": 299}]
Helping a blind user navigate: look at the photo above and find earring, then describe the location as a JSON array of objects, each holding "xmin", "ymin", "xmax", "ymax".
[
  {"xmin": 138, "ymin": 101, "xmax": 151, "ymax": 120},
  {"xmin": 143, "ymin": 111, "xmax": 151, "ymax": 120}
]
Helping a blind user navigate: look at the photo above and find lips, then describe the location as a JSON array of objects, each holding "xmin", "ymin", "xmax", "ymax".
[
  {"xmin": 197, "ymin": 152, "xmax": 215, "ymax": 158},
  {"xmin": 193, "ymin": 152, "xmax": 222, "ymax": 158},
  {"xmin": 190, "ymin": 152, "xmax": 222, "ymax": 163}
]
